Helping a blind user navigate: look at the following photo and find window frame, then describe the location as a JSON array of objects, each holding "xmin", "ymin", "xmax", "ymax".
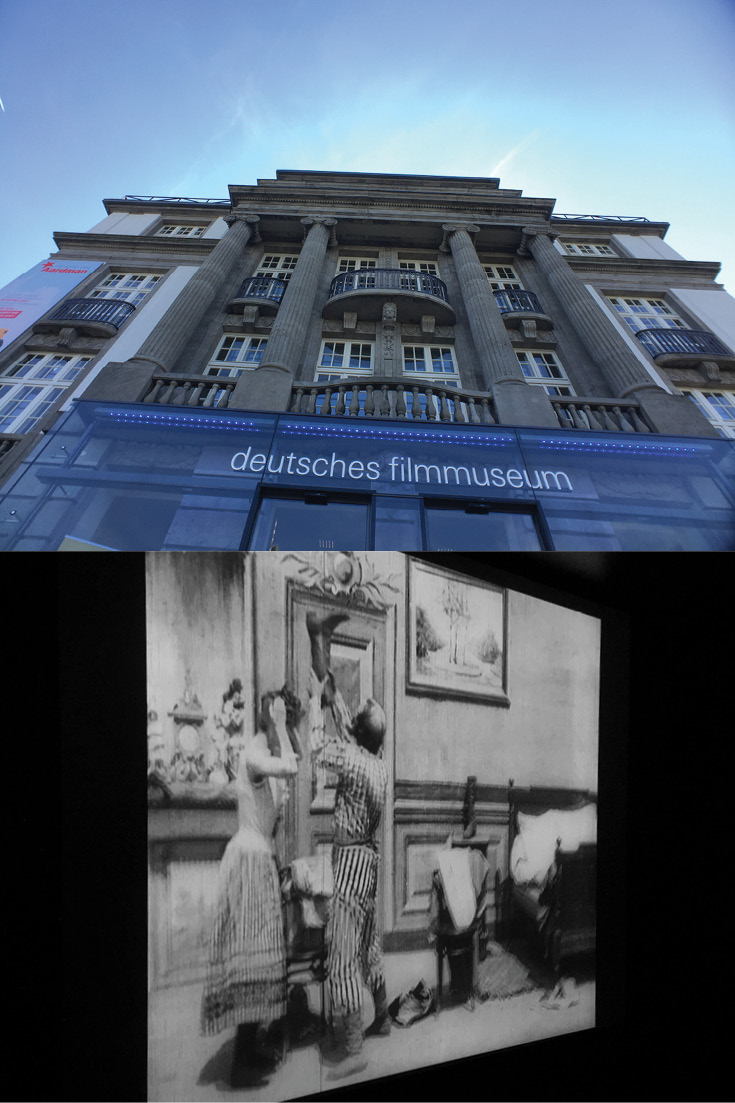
[
  {"xmin": 562, "ymin": 241, "xmax": 616, "ymax": 257},
  {"xmin": 481, "ymin": 263, "xmax": 523, "ymax": 290},
  {"xmin": 679, "ymin": 388, "xmax": 735, "ymax": 439},
  {"xmin": 315, "ymin": 340, "xmax": 375, "ymax": 379},
  {"xmin": 401, "ymin": 343, "xmax": 459, "ymax": 383},
  {"xmin": 205, "ymin": 334, "xmax": 269, "ymax": 377},
  {"xmin": 255, "ymin": 254, "xmax": 299, "ymax": 282},
  {"xmin": 515, "ymin": 350, "xmax": 575, "ymax": 397},
  {"xmin": 155, "ymin": 224, "xmax": 207, "ymax": 238},
  {"xmin": 88, "ymin": 271, "xmax": 163, "ymax": 307},
  {"xmin": 0, "ymin": 351, "xmax": 93, "ymax": 434},
  {"xmin": 606, "ymin": 295, "xmax": 687, "ymax": 334}
]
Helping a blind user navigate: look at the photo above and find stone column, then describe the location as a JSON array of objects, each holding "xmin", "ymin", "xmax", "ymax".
[
  {"xmin": 518, "ymin": 227, "xmax": 717, "ymax": 436},
  {"xmin": 442, "ymin": 224, "xmax": 558, "ymax": 427},
  {"xmin": 232, "ymin": 217, "xmax": 337, "ymax": 412},
  {"xmin": 81, "ymin": 214, "xmax": 261, "ymax": 404}
]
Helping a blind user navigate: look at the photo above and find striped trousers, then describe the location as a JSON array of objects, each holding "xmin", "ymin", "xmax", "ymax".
[{"xmin": 327, "ymin": 844, "xmax": 385, "ymax": 1015}]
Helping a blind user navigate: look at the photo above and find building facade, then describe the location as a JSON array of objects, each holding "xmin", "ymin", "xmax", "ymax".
[{"xmin": 1, "ymin": 170, "xmax": 734, "ymax": 551}]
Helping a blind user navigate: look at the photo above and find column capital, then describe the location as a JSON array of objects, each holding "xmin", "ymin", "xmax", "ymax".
[
  {"xmin": 301, "ymin": 216, "xmax": 338, "ymax": 246},
  {"xmin": 223, "ymin": 213, "xmax": 262, "ymax": 241},
  {"xmin": 440, "ymin": 223, "xmax": 480, "ymax": 252},
  {"xmin": 517, "ymin": 225, "xmax": 557, "ymax": 256}
]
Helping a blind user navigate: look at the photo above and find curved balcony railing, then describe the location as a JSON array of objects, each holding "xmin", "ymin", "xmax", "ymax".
[
  {"xmin": 328, "ymin": 268, "xmax": 449, "ymax": 303},
  {"xmin": 634, "ymin": 328, "xmax": 732, "ymax": 359},
  {"xmin": 231, "ymin": 275, "xmax": 287, "ymax": 305},
  {"xmin": 290, "ymin": 377, "xmax": 497, "ymax": 424},
  {"xmin": 45, "ymin": 297, "xmax": 136, "ymax": 329},
  {"xmin": 493, "ymin": 288, "xmax": 544, "ymax": 314},
  {"xmin": 551, "ymin": 396, "xmax": 652, "ymax": 433}
]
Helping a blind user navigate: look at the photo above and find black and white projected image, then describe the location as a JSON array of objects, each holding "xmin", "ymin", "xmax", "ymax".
[{"xmin": 146, "ymin": 551, "xmax": 601, "ymax": 1101}]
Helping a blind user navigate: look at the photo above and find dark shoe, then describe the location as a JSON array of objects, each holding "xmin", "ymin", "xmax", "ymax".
[
  {"xmin": 389, "ymin": 980, "xmax": 435, "ymax": 1027},
  {"xmin": 306, "ymin": 611, "xmax": 350, "ymax": 679}
]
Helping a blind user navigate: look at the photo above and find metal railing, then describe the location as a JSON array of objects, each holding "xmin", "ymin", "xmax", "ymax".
[
  {"xmin": 493, "ymin": 288, "xmax": 544, "ymax": 314},
  {"xmin": 634, "ymin": 328, "xmax": 732, "ymax": 359},
  {"xmin": 118, "ymin": 195, "xmax": 231, "ymax": 206},
  {"xmin": 231, "ymin": 275, "xmax": 287, "ymax": 304},
  {"xmin": 328, "ymin": 268, "xmax": 449, "ymax": 303},
  {"xmin": 142, "ymin": 374, "xmax": 236, "ymax": 409},
  {"xmin": 46, "ymin": 297, "xmax": 137, "ymax": 329},
  {"xmin": 551, "ymin": 396, "xmax": 652, "ymax": 433},
  {"xmin": 551, "ymin": 213, "xmax": 653, "ymax": 223},
  {"xmin": 290, "ymin": 377, "xmax": 497, "ymax": 423}
]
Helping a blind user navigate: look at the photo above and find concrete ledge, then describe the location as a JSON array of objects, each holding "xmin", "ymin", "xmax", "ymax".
[{"xmin": 491, "ymin": 381, "xmax": 559, "ymax": 428}]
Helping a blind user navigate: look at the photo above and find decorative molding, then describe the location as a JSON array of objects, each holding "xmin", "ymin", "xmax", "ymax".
[
  {"xmin": 52, "ymin": 231, "xmax": 217, "ymax": 259},
  {"xmin": 566, "ymin": 256, "xmax": 722, "ymax": 281},
  {"xmin": 279, "ymin": 552, "xmax": 402, "ymax": 609}
]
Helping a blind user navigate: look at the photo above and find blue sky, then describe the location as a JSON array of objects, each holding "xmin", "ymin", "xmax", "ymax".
[{"xmin": 1, "ymin": 0, "xmax": 733, "ymax": 291}]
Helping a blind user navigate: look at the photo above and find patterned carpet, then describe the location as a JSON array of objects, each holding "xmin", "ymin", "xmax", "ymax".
[{"xmin": 473, "ymin": 946, "xmax": 540, "ymax": 1001}]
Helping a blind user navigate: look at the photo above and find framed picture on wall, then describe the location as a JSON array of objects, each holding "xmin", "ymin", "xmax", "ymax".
[{"xmin": 406, "ymin": 558, "xmax": 509, "ymax": 705}]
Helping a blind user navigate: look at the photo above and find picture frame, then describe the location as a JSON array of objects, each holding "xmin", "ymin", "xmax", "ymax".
[{"xmin": 406, "ymin": 557, "xmax": 509, "ymax": 705}]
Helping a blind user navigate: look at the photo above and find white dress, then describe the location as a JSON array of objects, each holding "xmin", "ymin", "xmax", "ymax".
[{"xmin": 201, "ymin": 737, "xmax": 287, "ymax": 1034}]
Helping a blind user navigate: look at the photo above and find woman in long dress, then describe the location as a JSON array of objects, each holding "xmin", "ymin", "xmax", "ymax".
[{"xmin": 201, "ymin": 689, "xmax": 301, "ymax": 1087}]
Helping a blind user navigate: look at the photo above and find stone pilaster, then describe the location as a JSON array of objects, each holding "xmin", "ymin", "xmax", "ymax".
[
  {"xmin": 377, "ymin": 301, "xmax": 398, "ymax": 378},
  {"xmin": 518, "ymin": 226, "xmax": 718, "ymax": 435},
  {"xmin": 232, "ymin": 217, "xmax": 336, "ymax": 412},
  {"xmin": 442, "ymin": 224, "xmax": 558, "ymax": 427},
  {"xmin": 126, "ymin": 214, "xmax": 260, "ymax": 376}
]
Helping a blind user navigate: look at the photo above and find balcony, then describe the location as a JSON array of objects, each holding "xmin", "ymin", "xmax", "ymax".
[
  {"xmin": 290, "ymin": 377, "xmax": 496, "ymax": 423},
  {"xmin": 143, "ymin": 373, "xmax": 236, "ymax": 409},
  {"xmin": 226, "ymin": 275, "xmax": 288, "ymax": 315},
  {"xmin": 634, "ymin": 328, "xmax": 735, "ymax": 369},
  {"xmin": 323, "ymin": 269, "xmax": 455, "ymax": 325},
  {"xmin": 551, "ymin": 396, "xmax": 653, "ymax": 433},
  {"xmin": 493, "ymin": 288, "xmax": 553, "ymax": 331},
  {"xmin": 35, "ymin": 297, "xmax": 136, "ymax": 337}
]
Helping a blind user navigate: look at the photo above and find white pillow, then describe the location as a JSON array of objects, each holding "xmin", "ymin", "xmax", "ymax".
[
  {"xmin": 511, "ymin": 810, "xmax": 559, "ymax": 885},
  {"xmin": 555, "ymin": 804, "xmax": 597, "ymax": 851}
]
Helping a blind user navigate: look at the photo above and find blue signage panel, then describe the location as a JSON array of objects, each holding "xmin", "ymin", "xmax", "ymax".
[
  {"xmin": 516, "ymin": 428, "xmax": 735, "ymax": 551},
  {"xmin": 1, "ymin": 402, "xmax": 734, "ymax": 551}
]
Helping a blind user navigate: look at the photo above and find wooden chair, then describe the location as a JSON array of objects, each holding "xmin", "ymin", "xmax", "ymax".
[{"xmin": 430, "ymin": 854, "xmax": 488, "ymax": 1013}]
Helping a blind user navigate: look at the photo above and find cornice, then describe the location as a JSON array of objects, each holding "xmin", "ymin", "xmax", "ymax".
[
  {"xmin": 52, "ymin": 231, "xmax": 219, "ymax": 258},
  {"xmin": 231, "ymin": 195, "xmax": 556, "ymax": 222},
  {"xmin": 567, "ymin": 256, "xmax": 722, "ymax": 281}
]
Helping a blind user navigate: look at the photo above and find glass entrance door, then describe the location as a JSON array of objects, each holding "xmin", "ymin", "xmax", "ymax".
[
  {"xmin": 247, "ymin": 492, "xmax": 371, "ymax": 550},
  {"xmin": 424, "ymin": 501, "xmax": 544, "ymax": 550}
]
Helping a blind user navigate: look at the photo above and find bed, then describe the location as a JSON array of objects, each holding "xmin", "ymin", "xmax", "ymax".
[{"xmin": 497, "ymin": 781, "xmax": 597, "ymax": 975}]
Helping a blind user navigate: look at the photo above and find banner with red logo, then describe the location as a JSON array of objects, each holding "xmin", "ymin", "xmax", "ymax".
[{"xmin": 0, "ymin": 258, "xmax": 102, "ymax": 351}]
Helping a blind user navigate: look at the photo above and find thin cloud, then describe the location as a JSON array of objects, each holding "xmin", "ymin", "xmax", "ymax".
[{"xmin": 491, "ymin": 130, "xmax": 542, "ymax": 177}]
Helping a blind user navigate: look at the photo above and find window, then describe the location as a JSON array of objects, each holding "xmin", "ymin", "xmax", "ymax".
[
  {"xmin": 255, "ymin": 255, "xmax": 299, "ymax": 282},
  {"xmin": 680, "ymin": 390, "xmax": 735, "ymax": 439},
  {"xmin": 607, "ymin": 296, "xmax": 686, "ymax": 333},
  {"xmin": 399, "ymin": 260, "xmax": 439, "ymax": 274},
  {"xmin": 0, "ymin": 352, "xmax": 92, "ymax": 434},
  {"xmin": 206, "ymin": 335, "xmax": 268, "ymax": 377},
  {"xmin": 155, "ymin": 224, "xmax": 206, "ymax": 238},
  {"xmin": 482, "ymin": 264, "xmax": 522, "ymax": 290},
  {"xmin": 516, "ymin": 350, "xmax": 575, "ymax": 396},
  {"xmin": 562, "ymin": 242, "xmax": 616, "ymax": 256},
  {"xmin": 402, "ymin": 345, "xmax": 458, "ymax": 382},
  {"xmin": 337, "ymin": 257, "xmax": 377, "ymax": 272},
  {"xmin": 89, "ymin": 271, "xmax": 162, "ymax": 306},
  {"xmin": 315, "ymin": 341, "xmax": 374, "ymax": 380}
]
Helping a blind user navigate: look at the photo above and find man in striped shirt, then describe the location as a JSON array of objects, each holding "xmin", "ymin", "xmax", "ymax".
[{"xmin": 307, "ymin": 610, "xmax": 389, "ymax": 1078}]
